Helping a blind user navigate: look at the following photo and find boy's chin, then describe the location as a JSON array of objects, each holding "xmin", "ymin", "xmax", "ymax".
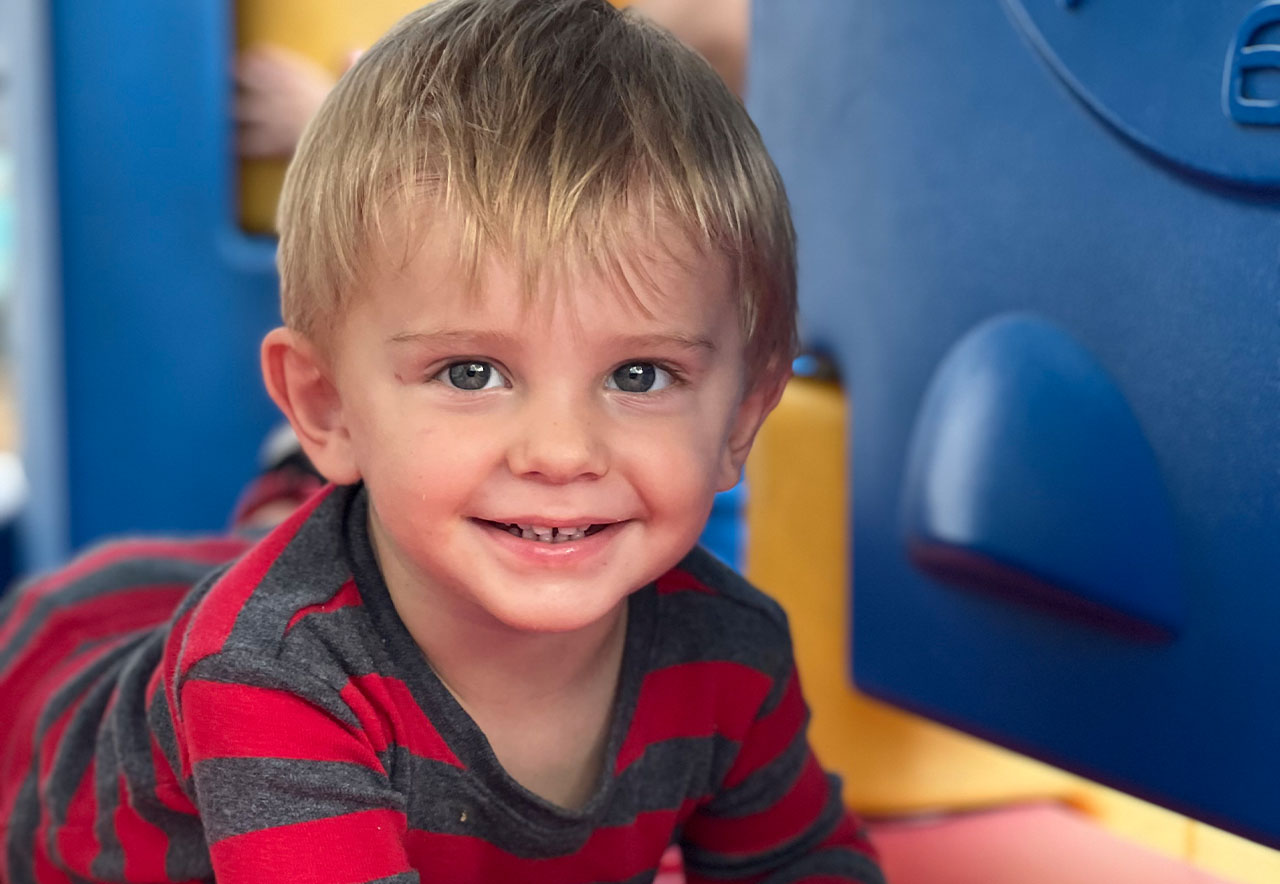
[{"xmin": 479, "ymin": 587, "xmax": 630, "ymax": 636}]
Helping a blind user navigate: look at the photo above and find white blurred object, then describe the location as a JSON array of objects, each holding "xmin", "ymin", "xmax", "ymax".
[{"xmin": 0, "ymin": 450, "xmax": 27, "ymax": 522}]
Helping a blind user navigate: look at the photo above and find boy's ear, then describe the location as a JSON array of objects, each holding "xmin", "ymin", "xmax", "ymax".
[
  {"xmin": 717, "ymin": 365, "xmax": 791, "ymax": 492},
  {"xmin": 260, "ymin": 327, "xmax": 361, "ymax": 485}
]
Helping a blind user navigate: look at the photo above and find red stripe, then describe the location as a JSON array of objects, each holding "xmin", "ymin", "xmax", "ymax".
[
  {"xmin": 31, "ymin": 841, "xmax": 75, "ymax": 884},
  {"xmin": 285, "ymin": 578, "xmax": 362, "ymax": 634},
  {"xmin": 656, "ymin": 569, "xmax": 716, "ymax": 595},
  {"xmin": 0, "ymin": 639, "xmax": 121, "ymax": 829},
  {"xmin": 722, "ymin": 669, "xmax": 806, "ymax": 789},
  {"xmin": 341, "ymin": 674, "xmax": 464, "ymax": 766},
  {"xmin": 0, "ymin": 537, "xmax": 247, "ymax": 649},
  {"xmin": 114, "ymin": 772, "xmax": 179, "ymax": 882},
  {"xmin": 404, "ymin": 804, "xmax": 690, "ymax": 883},
  {"xmin": 178, "ymin": 485, "xmax": 335, "ymax": 675},
  {"xmin": 0, "ymin": 584, "xmax": 191, "ymax": 683},
  {"xmin": 54, "ymin": 759, "xmax": 101, "ymax": 876},
  {"xmin": 210, "ymin": 808, "xmax": 411, "ymax": 883},
  {"xmin": 36, "ymin": 688, "xmax": 81, "ymax": 783},
  {"xmin": 684, "ymin": 753, "xmax": 831, "ymax": 855},
  {"xmin": 180, "ymin": 679, "xmax": 383, "ymax": 771},
  {"xmin": 616, "ymin": 661, "xmax": 772, "ymax": 774}
]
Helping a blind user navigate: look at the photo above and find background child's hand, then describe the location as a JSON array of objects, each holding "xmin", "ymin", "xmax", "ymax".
[{"xmin": 234, "ymin": 46, "xmax": 338, "ymax": 158}]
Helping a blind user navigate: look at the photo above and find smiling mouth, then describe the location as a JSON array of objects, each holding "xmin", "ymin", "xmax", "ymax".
[{"xmin": 477, "ymin": 520, "xmax": 613, "ymax": 544}]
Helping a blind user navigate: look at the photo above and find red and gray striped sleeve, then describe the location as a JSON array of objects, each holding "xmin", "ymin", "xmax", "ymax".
[
  {"xmin": 171, "ymin": 655, "xmax": 418, "ymax": 883},
  {"xmin": 158, "ymin": 491, "xmax": 420, "ymax": 884},
  {"xmin": 655, "ymin": 561, "xmax": 884, "ymax": 884},
  {"xmin": 680, "ymin": 661, "xmax": 882, "ymax": 883}
]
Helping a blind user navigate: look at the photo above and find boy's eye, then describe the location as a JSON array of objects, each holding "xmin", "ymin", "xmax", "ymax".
[
  {"xmin": 437, "ymin": 361, "xmax": 507, "ymax": 391},
  {"xmin": 606, "ymin": 362, "xmax": 673, "ymax": 393}
]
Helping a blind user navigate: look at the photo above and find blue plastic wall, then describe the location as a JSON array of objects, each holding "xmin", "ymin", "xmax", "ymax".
[
  {"xmin": 750, "ymin": 0, "xmax": 1280, "ymax": 848},
  {"xmin": 47, "ymin": 1, "xmax": 280, "ymax": 550}
]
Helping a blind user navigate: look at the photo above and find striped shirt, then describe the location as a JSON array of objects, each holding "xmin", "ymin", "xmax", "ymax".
[{"xmin": 1, "ymin": 483, "xmax": 883, "ymax": 883}]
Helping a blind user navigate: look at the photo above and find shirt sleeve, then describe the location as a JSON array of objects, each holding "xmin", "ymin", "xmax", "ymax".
[
  {"xmin": 679, "ymin": 664, "xmax": 885, "ymax": 884},
  {"xmin": 172, "ymin": 651, "xmax": 419, "ymax": 884}
]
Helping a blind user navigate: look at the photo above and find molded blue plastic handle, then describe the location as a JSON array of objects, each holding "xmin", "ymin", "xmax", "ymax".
[{"xmin": 900, "ymin": 314, "xmax": 1183, "ymax": 638}]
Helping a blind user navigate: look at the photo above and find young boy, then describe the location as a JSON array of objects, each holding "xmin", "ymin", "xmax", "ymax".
[{"xmin": 0, "ymin": 1, "xmax": 885, "ymax": 881}]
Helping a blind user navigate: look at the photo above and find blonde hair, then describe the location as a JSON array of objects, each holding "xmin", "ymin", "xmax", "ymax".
[{"xmin": 276, "ymin": 0, "xmax": 796, "ymax": 375}]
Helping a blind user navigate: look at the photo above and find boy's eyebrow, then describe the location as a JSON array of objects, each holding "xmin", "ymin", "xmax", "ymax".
[
  {"xmin": 387, "ymin": 330, "xmax": 521, "ymax": 348},
  {"xmin": 387, "ymin": 330, "xmax": 717, "ymax": 353},
  {"xmin": 610, "ymin": 333, "xmax": 718, "ymax": 354}
]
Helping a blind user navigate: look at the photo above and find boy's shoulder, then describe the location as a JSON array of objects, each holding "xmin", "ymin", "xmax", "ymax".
[
  {"xmin": 650, "ymin": 545, "xmax": 795, "ymax": 681},
  {"xmin": 171, "ymin": 484, "xmax": 363, "ymax": 678}
]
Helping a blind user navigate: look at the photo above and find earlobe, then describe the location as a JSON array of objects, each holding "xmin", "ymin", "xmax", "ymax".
[
  {"xmin": 260, "ymin": 327, "xmax": 361, "ymax": 484},
  {"xmin": 716, "ymin": 368, "xmax": 791, "ymax": 492}
]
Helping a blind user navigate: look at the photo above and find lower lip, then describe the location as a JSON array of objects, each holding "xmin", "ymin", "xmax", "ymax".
[{"xmin": 471, "ymin": 520, "xmax": 624, "ymax": 566}]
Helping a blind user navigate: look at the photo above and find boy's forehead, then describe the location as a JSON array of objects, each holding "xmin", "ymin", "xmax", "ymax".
[{"xmin": 365, "ymin": 204, "xmax": 736, "ymax": 326}]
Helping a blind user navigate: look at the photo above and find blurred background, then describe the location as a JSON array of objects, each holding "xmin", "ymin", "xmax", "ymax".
[{"xmin": 1, "ymin": 1, "xmax": 1277, "ymax": 882}]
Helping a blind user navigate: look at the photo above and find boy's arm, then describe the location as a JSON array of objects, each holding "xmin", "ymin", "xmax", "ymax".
[
  {"xmin": 680, "ymin": 665, "xmax": 886, "ymax": 884},
  {"xmin": 166, "ymin": 652, "xmax": 418, "ymax": 883}
]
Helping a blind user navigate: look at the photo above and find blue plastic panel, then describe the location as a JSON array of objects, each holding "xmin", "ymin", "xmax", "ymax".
[
  {"xmin": 49, "ymin": 1, "xmax": 282, "ymax": 548},
  {"xmin": 750, "ymin": 0, "xmax": 1280, "ymax": 848}
]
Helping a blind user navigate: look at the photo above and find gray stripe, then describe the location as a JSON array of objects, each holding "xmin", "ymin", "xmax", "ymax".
[
  {"xmin": 221, "ymin": 488, "xmax": 355, "ymax": 655},
  {"xmin": 35, "ymin": 632, "xmax": 145, "ymax": 806},
  {"xmin": 0, "ymin": 553, "xmax": 217, "ymax": 673},
  {"xmin": 137, "ymin": 676, "xmax": 216, "ymax": 880},
  {"xmin": 5, "ymin": 769, "xmax": 40, "ymax": 883},
  {"xmin": 194, "ymin": 756, "xmax": 404, "ymax": 842},
  {"xmin": 42, "ymin": 640, "xmax": 140, "ymax": 870},
  {"xmin": 387, "ymin": 734, "xmax": 735, "ymax": 858},
  {"xmin": 703, "ymin": 728, "xmax": 810, "ymax": 818},
  {"xmin": 650, "ymin": 588, "xmax": 791, "ymax": 678},
  {"xmin": 279, "ymin": 604, "xmax": 387, "ymax": 684},
  {"xmin": 182, "ymin": 650, "xmax": 359, "ymax": 727},
  {"xmin": 601, "ymin": 735, "xmax": 738, "ymax": 827},
  {"xmin": 392, "ymin": 749, "xmax": 592, "ymax": 857},
  {"xmin": 164, "ymin": 810, "xmax": 214, "ymax": 881},
  {"xmin": 143, "ymin": 672, "xmax": 185, "ymax": 793},
  {"xmin": 92, "ymin": 629, "xmax": 213, "ymax": 882},
  {"xmin": 8, "ymin": 601, "xmax": 194, "ymax": 882},
  {"xmin": 754, "ymin": 661, "xmax": 796, "ymax": 720},
  {"xmin": 142, "ymin": 559, "xmax": 230, "ymax": 784},
  {"xmin": 90, "ymin": 678, "xmax": 127, "ymax": 881},
  {"xmin": 677, "ymin": 546, "xmax": 788, "ymax": 629},
  {"xmin": 683, "ymin": 775, "xmax": 855, "ymax": 880},
  {"xmin": 755, "ymin": 847, "xmax": 887, "ymax": 884}
]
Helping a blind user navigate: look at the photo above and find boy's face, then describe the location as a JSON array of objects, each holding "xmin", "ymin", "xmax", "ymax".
[{"xmin": 275, "ymin": 221, "xmax": 781, "ymax": 636}]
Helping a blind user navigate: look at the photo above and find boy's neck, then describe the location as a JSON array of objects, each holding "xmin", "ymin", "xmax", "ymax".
[
  {"xmin": 378, "ymin": 542, "xmax": 630, "ymax": 810},
  {"xmin": 405, "ymin": 586, "xmax": 628, "ymax": 712}
]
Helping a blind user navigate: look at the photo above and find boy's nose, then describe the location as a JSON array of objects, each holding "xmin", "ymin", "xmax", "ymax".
[{"xmin": 508, "ymin": 397, "xmax": 608, "ymax": 483}]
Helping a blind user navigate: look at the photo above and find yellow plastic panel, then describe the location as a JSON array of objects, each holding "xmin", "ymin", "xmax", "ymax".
[
  {"xmin": 1189, "ymin": 824, "xmax": 1280, "ymax": 884},
  {"xmin": 235, "ymin": 0, "xmax": 632, "ymax": 232}
]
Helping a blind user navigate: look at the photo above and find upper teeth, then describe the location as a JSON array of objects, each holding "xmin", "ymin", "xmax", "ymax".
[{"xmin": 510, "ymin": 523, "xmax": 591, "ymax": 542}]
